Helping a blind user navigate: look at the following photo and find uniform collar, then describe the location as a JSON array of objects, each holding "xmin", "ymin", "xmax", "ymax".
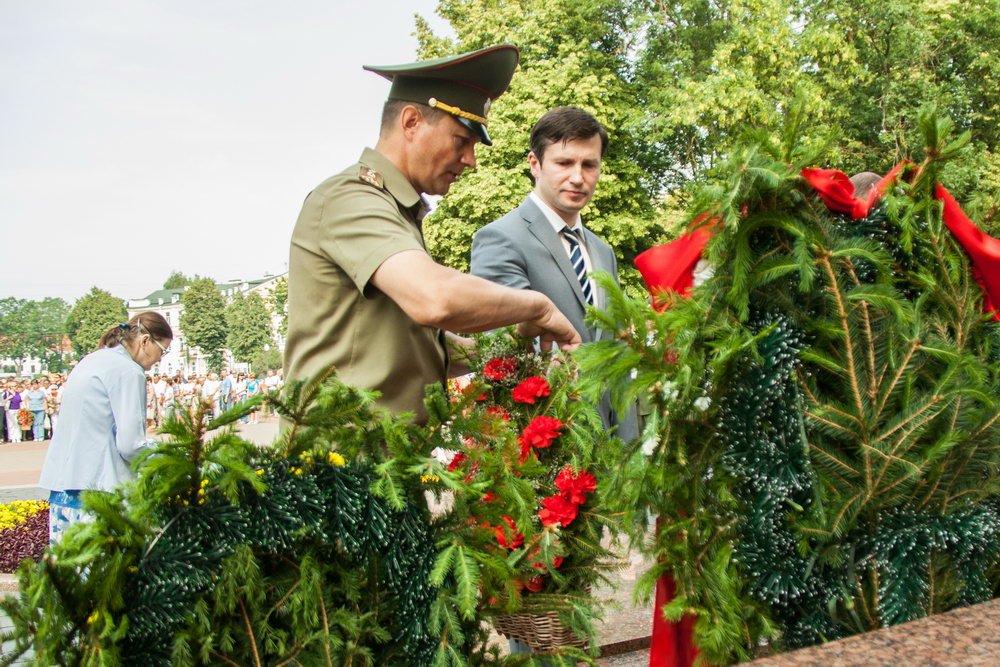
[{"xmin": 360, "ymin": 147, "xmax": 425, "ymax": 216}]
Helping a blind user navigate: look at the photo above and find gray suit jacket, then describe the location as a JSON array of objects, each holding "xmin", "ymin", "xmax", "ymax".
[{"xmin": 471, "ymin": 196, "xmax": 638, "ymax": 441}]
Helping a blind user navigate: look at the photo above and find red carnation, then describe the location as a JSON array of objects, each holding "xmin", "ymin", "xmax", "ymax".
[
  {"xmin": 518, "ymin": 415, "xmax": 564, "ymax": 463},
  {"xmin": 512, "ymin": 376, "xmax": 551, "ymax": 404},
  {"xmin": 486, "ymin": 405, "xmax": 511, "ymax": 421},
  {"xmin": 447, "ymin": 452, "xmax": 467, "ymax": 472},
  {"xmin": 483, "ymin": 357, "xmax": 518, "ymax": 380},
  {"xmin": 481, "ymin": 491, "xmax": 496, "ymax": 503},
  {"xmin": 524, "ymin": 575, "xmax": 544, "ymax": 593},
  {"xmin": 495, "ymin": 515, "xmax": 523, "ymax": 549},
  {"xmin": 539, "ymin": 493, "xmax": 579, "ymax": 527},
  {"xmin": 554, "ymin": 467, "xmax": 597, "ymax": 505},
  {"xmin": 532, "ymin": 556, "xmax": 564, "ymax": 569}
]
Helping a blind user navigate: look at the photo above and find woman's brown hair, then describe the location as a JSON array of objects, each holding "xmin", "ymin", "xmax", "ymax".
[{"xmin": 96, "ymin": 311, "xmax": 172, "ymax": 350}]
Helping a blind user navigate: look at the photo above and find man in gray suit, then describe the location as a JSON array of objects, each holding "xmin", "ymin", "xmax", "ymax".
[{"xmin": 471, "ymin": 106, "xmax": 637, "ymax": 442}]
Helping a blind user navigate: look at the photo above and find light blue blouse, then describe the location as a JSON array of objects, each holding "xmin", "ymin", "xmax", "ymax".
[{"xmin": 39, "ymin": 345, "xmax": 150, "ymax": 492}]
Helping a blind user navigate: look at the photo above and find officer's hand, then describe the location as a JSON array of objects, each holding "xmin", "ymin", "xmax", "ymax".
[{"xmin": 516, "ymin": 305, "xmax": 581, "ymax": 352}]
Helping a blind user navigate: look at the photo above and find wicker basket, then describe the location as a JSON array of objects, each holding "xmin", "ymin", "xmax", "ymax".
[{"xmin": 492, "ymin": 610, "xmax": 586, "ymax": 651}]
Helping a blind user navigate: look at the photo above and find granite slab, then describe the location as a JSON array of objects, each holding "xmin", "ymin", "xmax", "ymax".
[{"xmin": 748, "ymin": 598, "xmax": 1000, "ymax": 666}]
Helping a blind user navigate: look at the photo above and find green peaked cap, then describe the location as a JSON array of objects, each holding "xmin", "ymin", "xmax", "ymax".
[{"xmin": 364, "ymin": 44, "xmax": 519, "ymax": 146}]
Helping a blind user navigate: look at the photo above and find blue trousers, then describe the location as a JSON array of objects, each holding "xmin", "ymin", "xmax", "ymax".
[{"xmin": 32, "ymin": 410, "xmax": 46, "ymax": 440}]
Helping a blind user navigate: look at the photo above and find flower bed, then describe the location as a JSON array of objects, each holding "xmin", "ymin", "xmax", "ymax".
[{"xmin": 0, "ymin": 500, "xmax": 48, "ymax": 573}]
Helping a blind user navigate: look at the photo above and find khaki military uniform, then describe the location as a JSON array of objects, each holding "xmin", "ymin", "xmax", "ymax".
[{"xmin": 284, "ymin": 147, "xmax": 447, "ymax": 422}]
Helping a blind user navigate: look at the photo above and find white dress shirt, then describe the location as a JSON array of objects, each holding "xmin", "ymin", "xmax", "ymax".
[
  {"xmin": 529, "ymin": 191, "xmax": 597, "ymax": 301},
  {"xmin": 39, "ymin": 345, "xmax": 151, "ymax": 492}
]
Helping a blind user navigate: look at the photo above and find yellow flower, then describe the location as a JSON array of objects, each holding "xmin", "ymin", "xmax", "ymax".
[
  {"xmin": 420, "ymin": 474, "xmax": 441, "ymax": 483},
  {"xmin": 87, "ymin": 611, "xmax": 99, "ymax": 625},
  {"xmin": 328, "ymin": 452, "xmax": 346, "ymax": 466},
  {"xmin": 200, "ymin": 479, "xmax": 209, "ymax": 487},
  {"xmin": 256, "ymin": 469, "xmax": 264, "ymax": 476},
  {"xmin": 0, "ymin": 500, "xmax": 48, "ymax": 532},
  {"xmin": 293, "ymin": 467, "xmax": 303, "ymax": 475}
]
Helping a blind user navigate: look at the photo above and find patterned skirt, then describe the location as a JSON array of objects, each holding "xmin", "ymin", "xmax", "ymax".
[{"xmin": 48, "ymin": 490, "xmax": 94, "ymax": 545}]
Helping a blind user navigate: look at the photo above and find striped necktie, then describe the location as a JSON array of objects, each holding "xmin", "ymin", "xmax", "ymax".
[{"xmin": 561, "ymin": 227, "xmax": 594, "ymax": 306}]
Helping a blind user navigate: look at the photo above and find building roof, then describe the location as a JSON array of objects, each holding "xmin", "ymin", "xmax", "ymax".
[{"xmin": 130, "ymin": 273, "xmax": 287, "ymax": 307}]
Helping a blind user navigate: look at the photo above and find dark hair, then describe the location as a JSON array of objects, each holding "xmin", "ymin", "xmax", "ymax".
[
  {"xmin": 379, "ymin": 98, "xmax": 447, "ymax": 135},
  {"xmin": 529, "ymin": 107, "xmax": 608, "ymax": 164},
  {"xmin": 97, "ymin": 311, "xmax": 172, "ymax": 350}
]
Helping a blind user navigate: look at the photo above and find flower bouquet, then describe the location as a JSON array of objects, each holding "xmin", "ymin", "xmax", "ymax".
[
  {"xmin": 436, "ymin": 330, "xmax": 620, "ymax": 656},
  {"xmin": 17, "ymin": 409, "xmax": 32, "ymax": 429}
]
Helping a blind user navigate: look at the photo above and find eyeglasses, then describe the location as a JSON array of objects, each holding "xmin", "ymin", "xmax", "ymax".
[{"xmin": 152, "ymin": 338, "xmax": 170, "ymax": 356}]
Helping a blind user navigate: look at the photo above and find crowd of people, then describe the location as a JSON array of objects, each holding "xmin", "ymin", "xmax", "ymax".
[
  {"xmin": 0, "ymin": 367, "xmax": 284, "ymax": 443},
  {"xmin": 143, "ymin": 368, "xmax": 284, "ymax": 428},
  {"xmin": 1, "ymin": 376, "xmax": 65, "ymax": 442}
]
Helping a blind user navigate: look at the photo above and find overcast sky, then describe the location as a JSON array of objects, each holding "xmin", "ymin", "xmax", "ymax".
[{"xmin": 1, "ymin": 1, "xmax": 451, "ymax": 303}]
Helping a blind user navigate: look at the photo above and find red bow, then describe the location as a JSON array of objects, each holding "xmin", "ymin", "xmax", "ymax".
[
  {"xmin": 800, "ymin": 161, "xmax": 911, "ymax": 219},
  {"xmin": 634, "ymin": 227, "xmax": 713, "ymax": 309}
]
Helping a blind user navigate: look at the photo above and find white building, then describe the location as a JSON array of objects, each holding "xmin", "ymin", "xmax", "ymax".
[{"xmin": 126, "ymin": 274, "xmax": 286, "ymax": 377}]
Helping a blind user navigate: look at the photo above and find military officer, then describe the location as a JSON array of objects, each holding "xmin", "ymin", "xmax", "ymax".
[{"xmin": 285, "ymin": 45, "xmax": 580, "ymax": 422}]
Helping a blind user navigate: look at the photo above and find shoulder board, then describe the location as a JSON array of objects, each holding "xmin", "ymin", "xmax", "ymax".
[{"xmin": 359, "ymin": 165, "xmax": 384, "ymax": 189}]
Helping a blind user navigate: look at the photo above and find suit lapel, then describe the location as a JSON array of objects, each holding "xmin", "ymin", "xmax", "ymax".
[
  {"xmin": 582, "ymin": 228, "xmax": 612, "ymax": 312},
  {"xmin": 520, "ymin": 199, "xmax": 589, "ymax": 311}
]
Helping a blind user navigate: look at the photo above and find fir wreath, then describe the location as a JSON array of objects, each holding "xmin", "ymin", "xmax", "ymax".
[
  {"xmin": 575, "ymin": 107, "xmax": 1000, "ymax": 664},
  {"xmin": 2, "ymin": 353, "xmax": 619, "ymax": 666}
]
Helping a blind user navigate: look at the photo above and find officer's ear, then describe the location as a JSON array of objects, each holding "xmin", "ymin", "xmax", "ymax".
[{"xmin": 399, "ymin": 104, "xmax": 427, "ymax": 140}]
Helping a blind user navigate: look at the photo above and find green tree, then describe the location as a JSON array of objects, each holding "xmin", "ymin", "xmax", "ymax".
[
  {"xmin": 417, "ymin": 0, "xmax": 662, "ymax": 289},
  {"xmin": 632, "ymin": 0, "xmax": 1000, "ymax": 209},
  {"xmin": 251, "ymin": 346, "xmax": 283, "ymax": 376},
  {"xmin": 0, "ymin": 297, "xmax": 70, "ymax": 361},
  {"xmin": 163, "ymin": 271, "xmax": 208, "ymax": 290},
  {"xmin": 267, "ymin": 276, "xmax": 288, "ymax": 337},
  {"xmin": 180, "ymin": 278, "xmax": 227, "ymax": 372},
  {"xmin": 224, "ymin": 291, "xmax": 273, "ymax": 364},
  {"xmin": 66, "ymin": 288, "xmax": 127, "ymax": 357}
]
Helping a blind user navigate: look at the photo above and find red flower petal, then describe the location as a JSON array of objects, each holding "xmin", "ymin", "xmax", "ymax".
[
  {"xmin": 512, "ymin": 376, "xmax": 551, "ymax": 404},
  {"xmin": 483, "ymin": 357, "xmax": 518, "ymax": 380},
  {"xmin": 539, "ymin": 494, "xmax": 579, "ymax": 527},
  {"xmin": 494, "ymin": 515, "xmax": 523, "ymax": 549}
]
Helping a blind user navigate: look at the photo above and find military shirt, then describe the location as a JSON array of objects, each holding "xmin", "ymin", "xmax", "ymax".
[{"xmin": 284, "ymin": 147, "xmax": 448, "ymax": 422}]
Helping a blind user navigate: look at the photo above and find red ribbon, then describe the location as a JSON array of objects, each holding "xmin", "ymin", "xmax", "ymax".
[
  {"xmin": 633, "ymin": 228, "xmax": 710, "ymax": 665},
  {"xmin": 635, "ymin": 227, "xmax": 713, "ymax": 311},
  {"xmin": 800, "ymin": 161, "xmax": 911, "ymax": 219},
  {"xmin": 935, "ymin": 184, "xmax": 1000, "ymax": 320},
  {"xmin": 649, "ymin": 563, "xmax": 702, "ymax": 667}
]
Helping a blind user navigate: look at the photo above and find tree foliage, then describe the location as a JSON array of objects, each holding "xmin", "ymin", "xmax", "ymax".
[
  {"xmin": 0, "ymin": 297, "xmax": 70, "ymax": 361},
  {"xmin": 162, "ymin": 271, "xmax": 203, "ymax": 290},
  {"xmin": 416, "ymin": 0, "xmax": 1000, "ymax": 279},
  {"xmin": 65, "ymin": 287, "xmax": 127, "ymax": 357},
  {"xmin": 416, "ymin": 0, "xmax": 662, "ymax": 291},
  {"xmin": 267, "ymin": 276, "xmax": 288, "ymax": 338},
  {"xmin": 224, "ymin": 292, "xmax": 273, "ymax": 364},
  {"xmin": 180, "ymin": 279, "xmax": 227, "ymax": 373}
]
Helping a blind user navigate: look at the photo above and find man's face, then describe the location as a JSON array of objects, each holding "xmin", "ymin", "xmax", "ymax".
[
  {"xmin": 411, "ymin": 113, "xmax": 479, "ymax": 196},
  {"xmin": 528, "ymin": 134, "xmax": 603, "ymax": 223}
]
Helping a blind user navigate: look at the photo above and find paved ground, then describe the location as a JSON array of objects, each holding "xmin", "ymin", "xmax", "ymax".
[{"xmin": 0, "ymin": 419, "xmax": 653, "ymax": 663}]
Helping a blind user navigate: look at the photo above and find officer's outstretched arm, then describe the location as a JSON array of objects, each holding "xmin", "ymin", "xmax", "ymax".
[{"xmin": 371, "ymin": 249, "xmax": 580, "ymax": 351}]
